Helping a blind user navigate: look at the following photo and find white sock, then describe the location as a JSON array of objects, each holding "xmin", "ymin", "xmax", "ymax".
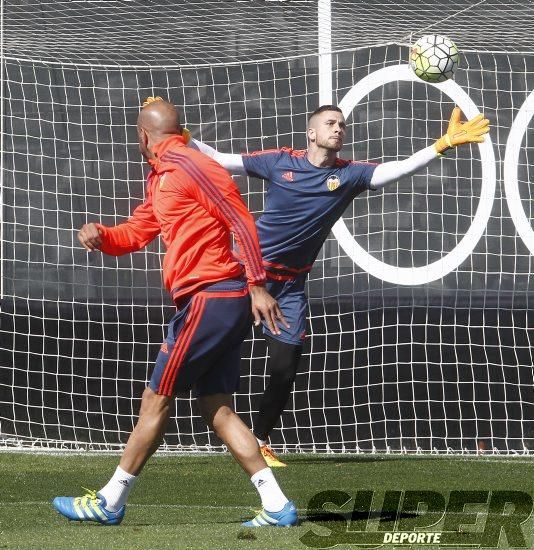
[
  {"xmin": 98, "ymin": 466, "xmax": 137, "ymax": 512},
  {"xmin": 256, "ymin": 437, "xmax": 267, "ymax": 447},
  {"xmin": 251, "ymin": 467, "xmax": 289, "ymax": 513}
]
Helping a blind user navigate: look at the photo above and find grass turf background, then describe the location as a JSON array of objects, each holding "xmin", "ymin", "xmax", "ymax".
[{"xmin": 1, "ymin": 453, "xmax": 533, "ymax": 549}]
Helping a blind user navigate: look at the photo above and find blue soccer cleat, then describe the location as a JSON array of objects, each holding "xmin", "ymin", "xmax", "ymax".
[
  {"xmin": 52, "ymin": 488, "xmax": 125, "ymax": 525},
  {"xmin": 242, "ymin": 500, "xmax": 298, "ymax": 527}
]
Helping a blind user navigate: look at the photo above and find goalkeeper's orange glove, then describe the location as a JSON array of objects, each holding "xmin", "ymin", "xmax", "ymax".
[
  {"xmin": 142, "ymin": 96, "xmax": 163, "ymax": 107},
  {"xmin": 434, "ymin": 107, "xmax": 490, "ymax": 154},
  {"xmin": 181, "ymin": 127, "xmax": 191, "ymax": 144}
]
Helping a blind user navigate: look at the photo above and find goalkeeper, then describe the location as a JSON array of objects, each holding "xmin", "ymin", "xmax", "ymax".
[
  {"xmin": 52, "ymin": 98, "xmax": 297, "ymax": 528},
  {"xmin": 192, "ymin": 105, "xmax": 489, "ymax": 467}
]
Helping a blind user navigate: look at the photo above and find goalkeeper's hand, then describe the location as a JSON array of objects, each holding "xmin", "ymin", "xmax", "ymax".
[
  {"xmin": 434, "ymin": 107, "xmax": 490, "ymax": 154},
  {"xmin": 181, "ymin": 127, "xmax": 191, "ymax": 144}
]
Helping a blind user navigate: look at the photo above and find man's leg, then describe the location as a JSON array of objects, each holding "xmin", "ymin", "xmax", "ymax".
[
  {"xmin": 93, "ymin": 387, "xmax": 173, "ymax": 511},
  {"xmin": 197, "ymin": 392, "xmax": 265, "ymax": 475},
  {"xmin": 119, "ymin": 386, "xmax": 173, "ymax": 475},
  {"xmin": 52, "ymin": 387, "xmax": 172, "ymax": 523},
  {"xmin": 197, "ymin": 392, "xmax": 297, "ymax": 526},
  {"xmin": 253, "ymin": 336, "xmax": 303, "ymax": 442}
]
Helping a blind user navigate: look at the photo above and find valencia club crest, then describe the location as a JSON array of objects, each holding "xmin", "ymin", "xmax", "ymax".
[{"xmin": 327, "ymin": 175, "xmax": 341, "ymax": 191}]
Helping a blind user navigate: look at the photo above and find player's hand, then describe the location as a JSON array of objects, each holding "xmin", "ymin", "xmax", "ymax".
[
  {"xmin": 435, "ymin": 107, "xmax": 490, "ymax": 154},
  {"xmin": 249, "ymin": 285, "xmax": 289, "ymax": 336},
  {"xmin": 78, "ymin": 223, "xmax": 103, "ymax": 251}
]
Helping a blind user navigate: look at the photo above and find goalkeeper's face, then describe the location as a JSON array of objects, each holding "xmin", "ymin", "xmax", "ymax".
[{"xmin": 308, "ymin": 110, "xmax": 347, "ymax": 152}]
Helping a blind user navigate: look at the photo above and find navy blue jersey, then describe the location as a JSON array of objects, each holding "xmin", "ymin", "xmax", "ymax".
[{"xmin": 241, "ymin": 147, "xmax": 377, "ymax": 280}]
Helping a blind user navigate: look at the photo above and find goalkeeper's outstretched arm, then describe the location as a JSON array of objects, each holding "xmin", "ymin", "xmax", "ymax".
[
  {"xmin": 370, "ymin": 107, "xmax": 490, "ymax": 189},
  {"xmin": 190, "ymin": 107, "xmax": 489, "ymax": 189},
  {"xmin": 189, "ymin": 138, "xmax": 248, "ymax": 176}
]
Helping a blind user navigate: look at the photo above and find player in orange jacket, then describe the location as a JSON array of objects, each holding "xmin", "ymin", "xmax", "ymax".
[{"xmin": 52, "ymin": 98, "xmax": 298, "ymax": 528}]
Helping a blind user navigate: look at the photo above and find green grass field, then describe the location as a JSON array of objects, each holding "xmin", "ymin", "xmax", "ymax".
[{"xmin": 1, "ymin": 452, "xmax": 533, "ymax": 549}]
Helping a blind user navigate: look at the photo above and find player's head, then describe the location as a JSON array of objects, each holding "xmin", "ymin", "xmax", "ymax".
[
  {"xmin": 137, "ymin": 97, "xmax": 183, "ymax": 159},
  {"xmin": 307, "ymin": 105, "xmax": 346, "ymax": 152}
]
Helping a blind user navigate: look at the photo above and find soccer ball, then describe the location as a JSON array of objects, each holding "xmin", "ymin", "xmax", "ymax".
[{"xmin": 410, "ymin": 35, "xmax": 459, "ymax": 83}]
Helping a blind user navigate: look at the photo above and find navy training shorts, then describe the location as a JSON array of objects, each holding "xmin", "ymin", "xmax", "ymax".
[
  {"xmin": 261, "ymin": 273, "xmax": 308, "ymax": 345},
  {"xmin": 149, "ymin": 278, "xmax": 252, "ymax": 397}
]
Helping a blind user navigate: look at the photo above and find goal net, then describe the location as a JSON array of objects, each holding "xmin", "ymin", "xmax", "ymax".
[{"xmin": 1, "ymin": 0, "xmax": 533, "ymax": 454}]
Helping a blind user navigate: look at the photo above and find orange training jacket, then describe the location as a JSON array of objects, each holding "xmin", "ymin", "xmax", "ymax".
[{"xmin": 96, "ymin": 134, "xmax": 266, "ymax": 302}]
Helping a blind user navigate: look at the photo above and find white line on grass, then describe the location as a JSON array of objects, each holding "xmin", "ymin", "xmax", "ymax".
[{"xmin": 6, "ymin": 501, "xmax": 261, "ymax": 511}]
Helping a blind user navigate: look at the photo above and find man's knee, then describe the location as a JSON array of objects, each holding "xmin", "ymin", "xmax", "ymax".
[
  {"xmin": 197, "ymin": 393, "xmax": 234, "ymax": 430},
  {"xmin": 269, "ymin": 366, "xmax": 296, "ymax": 390},
  {"xmin": 267, "ymin": 338, "xmax": 303, "ymax": 385},
  {"xmin": 211, "ymin": 407, "xmax": 235, "ymax": 436},
  {"xmin": 139, "ymin": 386, "xmax": 173, "ymax": 417}
]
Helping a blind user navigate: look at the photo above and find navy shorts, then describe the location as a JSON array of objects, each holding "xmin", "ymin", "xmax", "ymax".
[
  {"xmin": 262, "ymin": 273, "xmax": 308, "ymax": 346},
  {"xmin": 149, "ymin": 278, "xmax": 252, "ymax": 397}
]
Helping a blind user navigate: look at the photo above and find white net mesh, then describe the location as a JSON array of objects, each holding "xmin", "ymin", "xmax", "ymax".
[{"xmin": 1, "ymin": 0, "xmax": 533, "ymax": 453}]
